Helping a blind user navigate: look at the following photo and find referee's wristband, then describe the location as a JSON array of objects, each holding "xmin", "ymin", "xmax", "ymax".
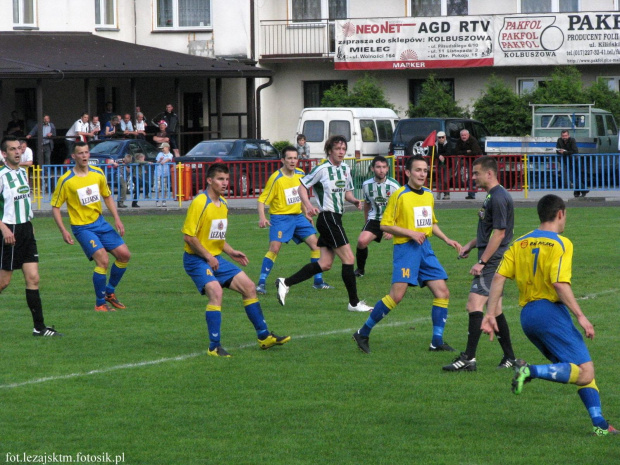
[{"xmin": 478, "ymin": 259, "xmax": 487, "ymax": 266}]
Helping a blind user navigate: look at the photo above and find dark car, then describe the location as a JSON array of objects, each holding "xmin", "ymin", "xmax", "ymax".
[
  {"xmin": 389, "ymin": 118, "xmax": 491, "ymax": 157},
  {"xmin": 176, "ymin": 139, "xmax": 280, "ymax": 196}
]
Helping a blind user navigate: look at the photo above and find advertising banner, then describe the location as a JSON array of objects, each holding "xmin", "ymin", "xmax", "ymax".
[
  {"xmin": 334, "ymin": 12, "xmax": 620, "ymax": 70},
  {"xmin": 334, "ymin": 16, "xmax": 494, "ymax": 70}
]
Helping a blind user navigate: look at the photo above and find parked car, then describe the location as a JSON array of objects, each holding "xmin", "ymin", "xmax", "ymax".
[
  {"xmin": 176, "ymin": 139, "xmax": 281, "ymax": 195},
  {"xmin": 389, "ymin": 117, "xmax": 491, "ymax": 157}
]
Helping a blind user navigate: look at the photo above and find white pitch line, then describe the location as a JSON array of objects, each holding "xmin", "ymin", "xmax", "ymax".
[{"xmin": 2, "ymin": 288, "xmax": 617, "ymax": 390}]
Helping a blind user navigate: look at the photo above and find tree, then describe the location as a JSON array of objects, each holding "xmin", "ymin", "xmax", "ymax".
[
  {"xmin": 472, "ymin": 75, "xmax": 530, "ymax": 136},
  {"xmin": 586, "ymin": 78, "xmax": 620, "ymax": 125},
  {"xmin": 530, "ymin": 66, "xmax": 588, "ymax": 104},
  {"xmin": 407, "ymin": 74, "xmax": 467, "ymax": 118},
  {"xmin": 321, "ymin": 74, "xmax": 394, "ymax": 109}
]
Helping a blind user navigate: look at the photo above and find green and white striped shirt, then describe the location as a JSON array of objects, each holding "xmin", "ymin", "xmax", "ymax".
[
  {"xmin": 301, "ymin": 160, "xmax": 353, "ymax": 215},
  {"xmin": 362, "ymin": 176, "xmax": 401, "ymax": 221},
  {"xmin": 0, "ymin": 166, "xmax": 33, "ymax": 224}
]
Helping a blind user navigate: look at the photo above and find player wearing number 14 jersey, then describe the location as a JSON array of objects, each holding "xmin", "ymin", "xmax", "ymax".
[
  {"xmin": 353, "ymin": 156, "xmax": 462, "ymax": 354},
  {"xmin": 51, "ymin": 142, "xmax": 131, "ymax": 312}
]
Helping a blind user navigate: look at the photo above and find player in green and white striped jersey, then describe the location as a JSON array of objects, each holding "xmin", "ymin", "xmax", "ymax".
[
  {"xmin": 355, "ymin": 156, "xmax": 400, "ymax": 277},
  {"xmin": 0, "ymin": 136, "xmax": 60, "ymax": 337},
  {"xmin": 275, "ymin": 135, "xmax": 373, "ymax": 312}
]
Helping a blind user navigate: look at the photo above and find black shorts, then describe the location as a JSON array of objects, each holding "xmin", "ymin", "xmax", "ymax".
[
  {"xmin": 470, "ymin": 257, "xmax": 501, "ymax": 296},
  {"xmin": 361, "ymin": 219, "xmax": 383, "ymax": 243},
  {"xmin": 316, "ymin": 212, "xmax": 349, "ymax": 249},
  {"xmin": 0, "ymin": 222, "xmax": 39, "ymax": 271}
]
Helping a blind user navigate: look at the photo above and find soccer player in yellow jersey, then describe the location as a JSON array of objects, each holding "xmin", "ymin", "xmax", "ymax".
[
  {"xmin": 482, "ymin": 194, "xmax": 618, "ymax": 436},
  {"xmin": 182, "ymin": 163, "xmax": 290, "ymax": 357},
  {"xmin": 51, "ymin": 142, "xmax": 131, "ymax": 312},
  {"xmin": 256, "ymin": 146, "xmax": 332, "ymax": 294},
  {"xmin": 353, "ymin": 156, "xmax": 461, "ymax": 354}
]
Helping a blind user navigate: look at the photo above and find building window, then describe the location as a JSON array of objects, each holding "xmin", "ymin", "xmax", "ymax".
[
  {"xmin": 517, "ymin": 77, "xmax": 549, "ymax": 95},
  {"xmin": 519, "ymin": 0, "xmax": 579, "ymax": 13},
  {"xmin": 409, "ymin": 78, "xmax": 455, "ymax": 106},
  {"xmin": 156, "ymin": 0, "xmax": 211, "ymax": 29},
  {"xmin": 291, "ymin": 0, "xmax": 347, "ymax": 22},
  {"xmin": 600, "ymin": 77, "xmax": 620, "ymax": 92},
  {"xmin": 303, "ymin": 80, "xmax": 347, "ymax": 108},
  {"xmin": 411, "ymin": 0, "xmax": 468, "ymax": 17},
  {"xmin": 13, "ymin": 0, "xmax": 37, "ymax": 27},
  {"xmin": 95, "ymin": 0, "xmax": 116, "ymax": 27}
]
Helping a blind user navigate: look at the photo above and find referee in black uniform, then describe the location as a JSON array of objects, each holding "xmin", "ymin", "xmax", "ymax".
[{"xmin": 0, "ymin": 136, "xmax": 60, "ymax": 336}]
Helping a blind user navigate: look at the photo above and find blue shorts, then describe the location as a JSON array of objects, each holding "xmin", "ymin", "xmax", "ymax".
[
  {"xmin": 269, "ymin": 214, "xmax": 316, "ymax": 245},
  {"xmin": 520, "ymin": 299, "xmax": 591, "ymax": 365},
  {"xmin": 183, "ymin": 252, "xmax": 242, "ymax": 294},
  {"xmin": 392, "ymin": 240, "xmax": 448, "ymax": 287},
  {"xmin": 71, "ymin": 216, "xmax": 125, "ymax": 260}
]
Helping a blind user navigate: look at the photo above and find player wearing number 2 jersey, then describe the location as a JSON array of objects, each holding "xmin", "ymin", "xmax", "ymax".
[{"xmin": 51, "ymin": 142, "xmax": 131, "ymax": 312}]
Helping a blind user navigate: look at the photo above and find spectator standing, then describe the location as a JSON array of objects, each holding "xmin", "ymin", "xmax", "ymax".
[
  {"xmin": 120, "ymin": 114, "xmax": 136, "ymax": 138},
  {"xmin": 135, "ymin": 112, "xmax": 147, "ymax": 140},
  {"xmin": 296, "ymin": 134, "xmax": 310, "ymax": 159},
  {"xmin": 152, "ymin": 104, "xmax": 179, "ymax": 156},
  {"xmin": 90, "ymin": 116, "xmax": 101, "ymax": 141},
  {"xmin": 155, "ymin": 142, "xmax": 173, "ymax": 207},
  {"xmin": 26, "ymin": 114, "xmax": 56, "ymax": 165},
  {"xmin": 19, "ymin": 140, "xmax": 33, "ymax": 167},
  {"xmin": 435, "ymin": 131, "xmax": 452, "ymax": 200},
  {"xmin": 556, "ymin": 130, "xmax": 588, "ymax": 198},
  {"xmin": 103, "ymin": 116, "xmax": 120, "ymax": 139},
  {"xmin": 153, "ymin": 121, "xmax": 170, "ymax": 146},
  {"xmin": 117, "ymin": 153, "xmax": 139, "ymax": 209},
  {"xmin": 100, "ymin": 102, "xmax": 115, "ymax": 126},
  {"xmin": 65, "ymin": 112, "xmax": 93, "ymax": 157},
  {"xmin": 134, "ymin": 153, "xmax": 150, "ymax": 201},
  {"xmin": 0, "ymin": 137, "xmax": 61, "ymax": 336},
  {"xmin": 454, "ymin": 129, "xmax": 482, "ymax": 200}
]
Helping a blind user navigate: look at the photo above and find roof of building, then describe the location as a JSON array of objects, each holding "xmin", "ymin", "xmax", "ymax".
[{"xmin": 0, "ymin": 31, "xmax": 271, "ymax": 79}]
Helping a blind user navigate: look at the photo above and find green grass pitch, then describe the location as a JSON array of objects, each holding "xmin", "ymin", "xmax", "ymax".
[{"xmin": 1, "ymin": 206, "xmax": 618, "ymax": 464}]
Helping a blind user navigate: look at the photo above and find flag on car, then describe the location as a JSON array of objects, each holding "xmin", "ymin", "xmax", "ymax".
[{"xmin": 421, "ymin": 130, "xmax": 437, "ymax": 147}]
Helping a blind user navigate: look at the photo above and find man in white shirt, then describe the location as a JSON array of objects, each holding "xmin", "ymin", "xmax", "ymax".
[
  {"xmin": 65, "ymin": 112, "xmax": 94, "ymax": 157},
  {"xmin": 19, "ymin": 140, "xmax": 33, "ymax": 167}
]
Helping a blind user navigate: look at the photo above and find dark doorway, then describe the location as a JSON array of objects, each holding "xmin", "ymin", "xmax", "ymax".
[{"xmin": 183, "ymin": 92, "xmax": 203, "ymax": 152}]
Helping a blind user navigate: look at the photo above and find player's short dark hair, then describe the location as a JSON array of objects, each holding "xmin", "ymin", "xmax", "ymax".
[
  {"xmin": 280, "ymin": 145, "xmax": 298, "ymax": 159},
  {"xmin": 73, "ymin": 142, "xmax": 88, "ymax": 152},
  {"xmin": 405, "ymin": 155, "xmax": 427, "ymax": 172},
  {"xmin": 473, "ymin": 156, "xmax": 498, "ymax": 174},
  {"xmin": 297, "ymin": 134, "xmax": 306, "ymax": 142},
  {"xmin": 371, "ymin": 155, "xmax": 388, "ymax": 167},
  {"xmin": 537, "ymin": 194, "xmax": 565, "ymax": 223},
  {"xmin": 207, "ymin": 162, "xmax": 229, "ymax": 178},
  {"xmin": 1, "ymin": 136, "xmax": 19, "ymax": 152},
  {"xmin": 324, "ymin": 135, "xmax": 347, "ymax": 156}
]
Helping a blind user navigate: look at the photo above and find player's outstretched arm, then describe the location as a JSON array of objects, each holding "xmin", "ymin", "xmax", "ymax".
[
  {"xmin": 431, "ymin": 224, "xmax": 461, "ymax": 251},
  {"xmin": 344, "ymin": 191, "xmax": 362, "ymax": 210},
  {"xmin": 554, "ymin": 282, "xmax": 595, "ymax": 339},
  {"xmin": 51, "ymin": 206, "xmax": 74, "ymax": 245},
  {"xmin": 481, "ymin": 273, "xmax": 506, "ymax": 341}
]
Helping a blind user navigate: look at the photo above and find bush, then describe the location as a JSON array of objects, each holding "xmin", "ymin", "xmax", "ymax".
[
  {"xmin": 272, "ymin": 140, "xmax": 292, "ymax": 154},
  {"xmin": 321, "ymin": 73, "xmax": 394, "ymax": 109},
  {"xmin": 473, "ymin": 75, "xmax": 530, "ymax": 136}
]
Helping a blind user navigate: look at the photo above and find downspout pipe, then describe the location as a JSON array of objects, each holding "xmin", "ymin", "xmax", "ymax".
[{"xmin": 255, "ymin": 77, "xmax": 273, "ymax": 140}]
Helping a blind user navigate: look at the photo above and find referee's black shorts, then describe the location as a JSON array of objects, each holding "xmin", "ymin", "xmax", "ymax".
[
  {"xmin": 316, "ymin": 211, "xmax": 349, "ymax": 249},
  {"xmin": 361, "ymin": 219, "xmax": 384, "ymax": 243},
  {"xmin": 0, "ymin": 222, "xmax": 39, "ymax": 271}
]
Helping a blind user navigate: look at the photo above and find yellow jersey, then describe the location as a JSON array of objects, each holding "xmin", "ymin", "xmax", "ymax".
[
  {"xmin": 497, "ymin": 229, "xmax": 573, "ymax": 307},
  {"xmin": 258, "ymin": 168, "xmax": 305, "ymax": 215},
  {"xmin": 51, "ymin": 167, "xmax": 111, "ymax": 226},
  {"xmin": 381, "ymin": 184, "xmax": 437, "ymax": 245},
  {"xmin": 182, "ymin": 193, "xmax": 228, "ymax": 256}
]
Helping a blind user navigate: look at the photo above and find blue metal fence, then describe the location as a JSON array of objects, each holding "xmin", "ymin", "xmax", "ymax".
[{"xmin": 527, "ymin": 153, "xmax": 620, "ymax": 191}]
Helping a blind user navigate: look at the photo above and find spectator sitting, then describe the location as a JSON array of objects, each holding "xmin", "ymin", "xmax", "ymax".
[
  {"xmin": 155, "ymin": 142, "xmax": 173, "ymax": 207},
  {"xmin": 6, "ymin": 111, "xmax": 25, "ymax": 137},
  {"xmin": 91, "ymin": 116, "xmax": 101, "ymax": 140},
  {"xmin": 120, "ymin": 114, "xmax": 137, "ymax": 138},
  {"xmin": 135, "ymin": 112, "xmax": 147, "ymax": 140},
  {"xmin": 104, "ymin": 116, "xmax": 121, "ymax": 139},
  {"xmin": 296, "ymin": 134, "xmax": 310, "ymax": 159}
]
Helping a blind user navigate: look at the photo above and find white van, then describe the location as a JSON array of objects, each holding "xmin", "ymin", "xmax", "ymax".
[{"xmin": 297, "ymin": 108, "xmax": 399, "ymax": 159}]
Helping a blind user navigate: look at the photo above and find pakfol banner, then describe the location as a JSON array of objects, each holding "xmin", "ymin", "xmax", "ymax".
[{"xmin": 334, "ymin": 12, "xmax": 620, "ymax": 70}]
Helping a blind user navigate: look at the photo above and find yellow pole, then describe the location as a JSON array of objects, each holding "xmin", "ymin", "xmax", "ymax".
[{"xmin": 177, "ymin": 162, "xmax": 184, "ymax": 207}]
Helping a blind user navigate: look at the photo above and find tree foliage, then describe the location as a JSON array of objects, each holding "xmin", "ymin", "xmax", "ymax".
[
  {"xmin": 320, "ymin": 74, "xmax": 394, "ymax": 109},
  {"xmin": 585, "ymin": 78, "xmax": 620, "ymax": 125},
  {"xmin": 407, "ymin": 74, "xmax": 467, "ymax": 118},
  {"xmin": 472, "ymin": 75, "xmax": 530, "ymax": 136},
  {"xmin": 529, "ymin": 66, "xmax": 588, "ymax": 104}
]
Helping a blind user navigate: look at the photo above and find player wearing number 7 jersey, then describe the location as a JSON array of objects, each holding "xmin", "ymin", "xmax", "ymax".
[
  {"xmin": 353, "ymin": 155, "xmax": 462, "ymax": 354},
  {"xmin": 51, "ymin": 142, "xmax": 131, "ymax": 312}
]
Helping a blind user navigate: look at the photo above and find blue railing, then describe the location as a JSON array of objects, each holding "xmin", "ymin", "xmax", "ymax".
[{"xmin": 527, "ymin": 153, "xmax": 620, "ymax": 191}]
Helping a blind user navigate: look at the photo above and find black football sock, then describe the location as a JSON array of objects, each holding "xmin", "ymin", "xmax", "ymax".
[
  {"xmin": 26, "ymin": 289, "xmax": 45, "ymax": 330},
  {"xmin": 464, "ymin": 311, "xmax": 484, "ymax": 360},
  {"xmin": 356, "ymin": 247, "xmax": 368, "ymax": 272},
  {"xmin": 495, "ymin": 313, "xmax": 515, "ymax": 360},
  {"xmin": 284, "ymin": 262, "xmax": 322, "ymax": 287},
  {"xmin": 341, "ymin": 264, "xmax": 359, "ymax": 306}
]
